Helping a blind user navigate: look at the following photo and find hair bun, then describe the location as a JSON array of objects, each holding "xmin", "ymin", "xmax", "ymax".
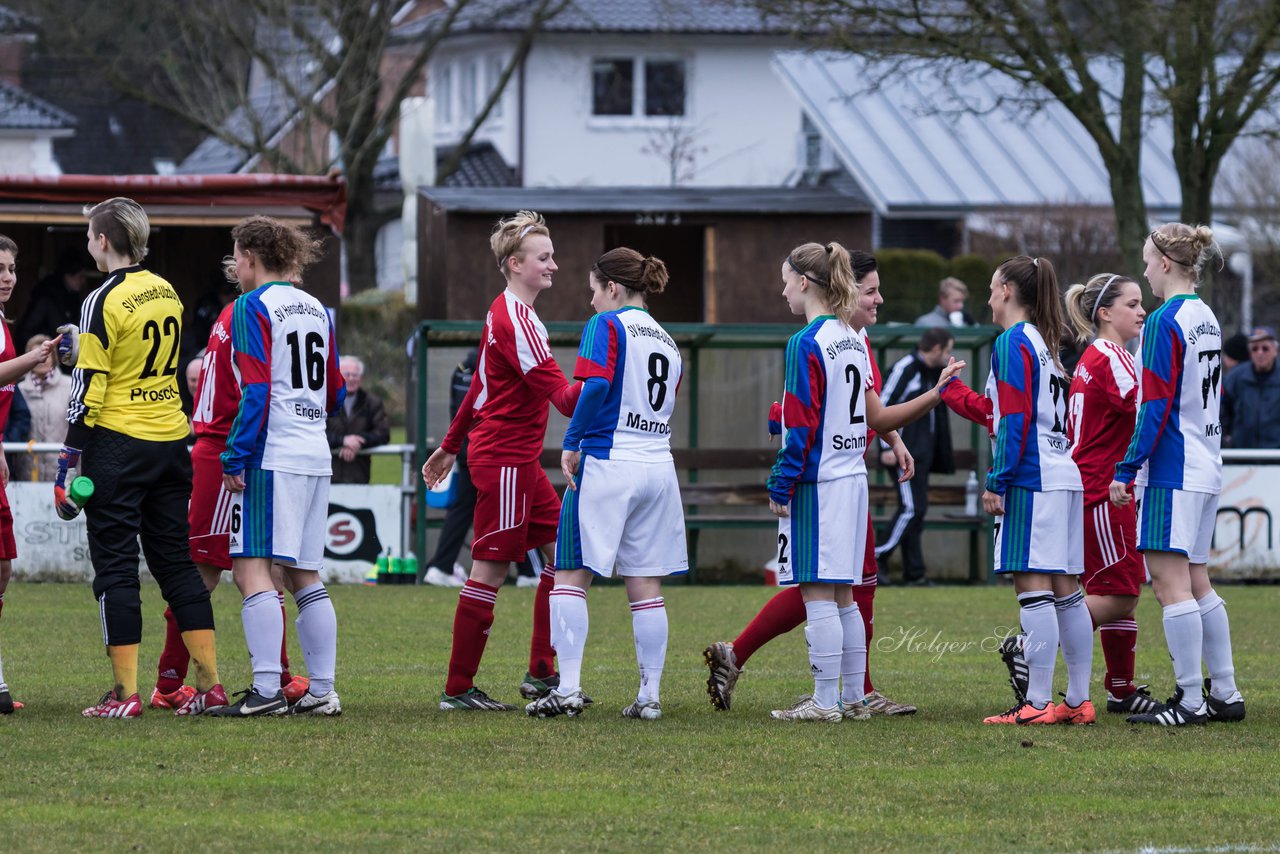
[{"xmin": 824, "ymin": 244, "xmax": 833, "ymax": 254}]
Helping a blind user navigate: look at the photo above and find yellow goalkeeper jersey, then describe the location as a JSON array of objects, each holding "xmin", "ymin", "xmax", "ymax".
[{"xmin": 65, "ymin": 265, "xmax": 190, "ymax": 448}]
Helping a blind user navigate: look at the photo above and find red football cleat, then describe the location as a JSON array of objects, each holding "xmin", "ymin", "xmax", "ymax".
[
  {"xmin": 983, "ymin": 700, "xmax": 1059, "ymax": 725},
  {"xmin": 150, "ymin": 685, "xmax": 197, "ymax": 710},
  {"xmin": 282, "ymin": 675, "xmax": 311, "ymax": 705},
  {"xmin": 83, "ymin": 690, "xmax": 143, "ymax": 719},
  {"xmin": 174, "ymin": 683, "xmax": 229, "ymax": 717}
]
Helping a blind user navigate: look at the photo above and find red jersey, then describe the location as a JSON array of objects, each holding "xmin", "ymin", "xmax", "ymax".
[
  {"xmin": 0, "ymin": 316, "xmax": 15, "ymax": 431},
  {"xmin": 865, "ymin": 330, "xmax": 883, "ymax": 449},
  {"xmin": 1068, "ymin": 338, "xmax": 1137, "ymax": 504},
  {"xmin": 441, "ymin": 290, "xmax": 579, "ymax": 466},
  {"xmin": 191, "ymin": 302, "xmax": 239, "ymax": 445}
]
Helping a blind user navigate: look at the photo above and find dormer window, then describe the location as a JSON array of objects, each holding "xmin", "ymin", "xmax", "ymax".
[{"xmin": 592, "ymin": 58, "xmax": 685, "ymax": 118}]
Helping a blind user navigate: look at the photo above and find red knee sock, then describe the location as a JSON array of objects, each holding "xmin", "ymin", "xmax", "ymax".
[
  {"xmin": 279, "ymin": 598, "xmax": 293, "ymax": 687},
  {"xmin": 445, "ymin": 580, "xmax": 500, "ymax": 697},
  {"xmin": 852, "ymin": 583, "xmax": 876, "ymax": 694},
  {"xmin": 732, "ymin": 586, "xmax": 806, "ymax": 668},
  {"xmin": 1099, "ymin": 620, "xmax": 1138, "ymax": 697},
  {"xmin": 528, "ymin": 563, "xmax": 557, "ymax": 680},
  {"xmin": 155, "ymin": 607, "xmax": 190, "ymax": 694}
]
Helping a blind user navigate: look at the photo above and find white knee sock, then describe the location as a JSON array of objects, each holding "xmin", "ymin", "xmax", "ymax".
[
  {"xmin": 804, "ymin": 600, "xmax": 842, "ymax": 708},
  {"xmin": 630, "ymin": 597, "xmax": 667, "ymax": 704},
  {"xmin": 294, "ymin": 583, "xmax": 337, "ymax": 696},
  {"xmin": 1055, "ymin": 590, "xmax": 1093, "ymax": 707},
  {"xmin": 837, "ymin": 603, "xmax": 866, "ymax": 706},
  {"xmin": 242, "ymin": 590, "xmax": 283, "ymax": 698},
  {"xmin": 1018, "ymin": 591, "xmax": 1058, "ymax": 707},
  {"xmin": 0, "ymin": 637, "xmax": 7, "ymax": 693},
  {"xmin": 1197, "ymin": 591, "xmax": 1238, "ymax": 699},
  {"xmin": 549, "ymin": 586, "xmax": 588, "ymax": 695},
  {"xmin": 1162, "ymin": 599, "xmax": 1203, "ymax": 710}
]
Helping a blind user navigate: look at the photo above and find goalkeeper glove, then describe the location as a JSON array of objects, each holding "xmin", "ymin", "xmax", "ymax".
[
  {"xmin": 56, "ymin": 323, "xmax": 80, "ymax": 367},
  {"xmin": 53, "ymin": 446, "xmax": 82, "ymax": 520}
]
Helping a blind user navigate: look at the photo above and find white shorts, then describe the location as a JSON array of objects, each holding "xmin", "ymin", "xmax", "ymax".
[
  {"xmin": 229, "ymin": 469, "xmax": 330, "ymax": 571},
  {"xmin": 1135, "ymin": 486, "xmax": 1219, "ymax": 564},
  {"xmin": 555, "ymin": 456, "xmax": 688, "ymax": 578},
  {"xmin": 993, "ymin": 487, "xmax": 1084, "ymax": 575},
  {"xmin": 776, "ymin": 474, "xmax": 869, "ymax": 585}
]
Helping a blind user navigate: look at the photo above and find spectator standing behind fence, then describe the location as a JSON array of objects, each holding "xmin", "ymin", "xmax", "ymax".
[
  {"xmin": 16, "ymin": 252, "xmax": 90, "ymax": 360},
  {"xmin": 1222, "ymin": 326, "xmax": 1280, "ymax": 448},
  {"xmin": 1221, "ymin": 331, "xmax": 1248, "ymax": 377},
  {"xmin": 915, "ymin": 277, "xmax": 977, "ymax": 328},
  {"xmin": 875, "ymin": 327, "xmax": 956, "ymax": 585},
  {"xmin": 17, "ymin": 334, "xmax": 71, "ymax": 480},
  {"xmin": 325, "ymin": 355, "xmax": 390, "ymax": 484},
  {"xmin": 3, "ymin": 387, "xmax": 30, "ymax": 482}
]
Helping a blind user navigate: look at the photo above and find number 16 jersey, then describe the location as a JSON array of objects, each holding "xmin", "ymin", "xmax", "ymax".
[{"xmin": 222, "ymin": 281, "xmax": 344, "ymax": 477}]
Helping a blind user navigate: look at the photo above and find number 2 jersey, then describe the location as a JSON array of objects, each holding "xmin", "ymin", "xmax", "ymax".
[
  {"xmin": 1114, "ymin": 294, "xmax": 1222, "ymax": 493},
  {"xmin": 768, "ymin": 315, "xmax": 873, "ymax": 505},
  {"xmin": 985, "ymin": 322, "xmax": 1081, "ymax": 495},
  {"xmin": 221, "ymin": 282, "xmax": 344, "ymax": 477},
  {"xmin": 65, "ymin": 265, "xmax": 189, "ymax": 449},
  {"xmin": 565, "ymin": 306, "xmax": 682, "ymax": 462}
]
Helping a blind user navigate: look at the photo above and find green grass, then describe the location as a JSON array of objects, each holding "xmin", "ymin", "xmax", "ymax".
[
  {"xmin": 0, "ymin": 582, "xmax": 1276, "ymax": 851},
  {"xmin": 369, "ymin": 426, "xmax": 408, "ymax": 485}
]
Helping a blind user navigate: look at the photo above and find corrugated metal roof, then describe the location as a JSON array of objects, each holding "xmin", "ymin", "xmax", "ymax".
[
  {"xmin": 773, "ymin": 51, "xmax": 1202, "ymax": 215},
  {"xmin": 395, "ymin": 0, "xmax": 793, "ymax": 40},
  {"xmin": 0, "ymin": 79, "xmax": 75, "ymax": 131},
  {"xmin": 419, "ymin": 184, "xmax": 869, "ymax": 214}
]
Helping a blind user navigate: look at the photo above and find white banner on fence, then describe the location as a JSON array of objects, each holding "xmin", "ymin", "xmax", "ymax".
[
  {"xmin": 8, "ymin": 482, "xmax": 402, "ymax": 583},
  {"xmin": 1212, "ymin": 465, "xmax": 1280, "ymax": 579}
]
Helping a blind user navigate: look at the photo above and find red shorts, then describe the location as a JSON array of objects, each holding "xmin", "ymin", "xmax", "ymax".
[
  {"xmin": 1082, "ymin": 499, "xmax": 1144, "ymax": 597},
  {"xmin": 861, "ymin": 510, "xmax": 877, "ymax": 584},
  {"xmin": 0, "ymin": 480, "xmax": 15, "ymax": 561},
  {"xmin": 470, "ymin": 461, "xmax": 560, "ymax": 563},
  {"xmin": 188, "ymin": 439, "xmax": 232, "ymax": 571}
]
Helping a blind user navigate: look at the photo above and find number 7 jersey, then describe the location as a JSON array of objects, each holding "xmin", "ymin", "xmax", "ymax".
[{"xmin": 222, "ymin": 281, "xmax": 344, "ymax": 476}]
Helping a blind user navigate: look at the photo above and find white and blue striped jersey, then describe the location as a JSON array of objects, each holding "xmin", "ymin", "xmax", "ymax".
[
  {"xmin": 985, "ymin": 322, "xmax": 1082, "ymax": 494},
  {"xmin": 222, "ymin": 282, "xmax": 345, "ymax": 477},
  {"xmin": 768, "ymin": 316, "xmax": 873, "ymax": 504},
  {"xmin": 563, "ymin": 307, "xmax": 681, "ymax": 463},
  {"xmin": 1115, "ymin": 294, "xmax": 1222, "ymax": 493}
]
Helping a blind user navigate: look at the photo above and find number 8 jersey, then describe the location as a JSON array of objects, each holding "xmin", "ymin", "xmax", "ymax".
[
  {"xmin": 222, "ymin": 281, "xmax": 344, "ymax": 476},
  {"xmin": 571, "ymin": 306, "xmax": 682, "ymax": 462},
  {"xmin": 985, "ymin": 322, "xmax": 1082, "ymax": 494}
]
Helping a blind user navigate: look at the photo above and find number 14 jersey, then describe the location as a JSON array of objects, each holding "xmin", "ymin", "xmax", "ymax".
[
  {"xmin": 222, "ymin": 282, "xmax": 344, "ymax": 477},
  {"xmin": 985, "ymin": 322, "xmax": 1082, "ymax": 494}
]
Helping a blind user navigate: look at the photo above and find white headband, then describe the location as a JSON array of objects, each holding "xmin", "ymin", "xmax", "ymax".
[
  {"xmin": 1091, "ymin": 275, "xmax": 1120, "ymax": 323},
  {"xmin": 497, "ymin": 225, "xmax": 539, "ymax": 270}
]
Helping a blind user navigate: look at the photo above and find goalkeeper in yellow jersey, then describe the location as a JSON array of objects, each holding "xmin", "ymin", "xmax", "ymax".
[{"xmin": 59, "ymin": 197, "xmax": 225, "ymax": 718}]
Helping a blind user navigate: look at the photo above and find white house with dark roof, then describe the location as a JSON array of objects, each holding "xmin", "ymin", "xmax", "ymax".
[
  {"xmin": 0, "ymin": 7, "xmax": 74, "ymax": 176},
  {"xmin": 403, "ymin": 0, "xmax": 806, "ymax": 188}
]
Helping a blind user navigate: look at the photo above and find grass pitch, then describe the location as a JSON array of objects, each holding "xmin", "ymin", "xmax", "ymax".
[{"xmin": 0, "ymin": 581, "xmax": 1276, "ymax": 852}]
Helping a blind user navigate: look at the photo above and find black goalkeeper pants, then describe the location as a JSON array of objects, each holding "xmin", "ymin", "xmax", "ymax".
[{"xmin": 82, "ymin": 428, "xmax": 214, "ymax": 646}]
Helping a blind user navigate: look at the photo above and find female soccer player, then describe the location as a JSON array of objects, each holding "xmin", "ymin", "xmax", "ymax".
[
  {"xmin": 767, "ymin": 242, "xmax": 961, "ymax": 722},
  {"xmin": 0, "ymin": 235, "xmax": 65, "ymax": 713},
  {"xmin": 212, "ymin": 216, "xmax": 344, "ymax": 717},
  {"xmin": 422, "ymin": 211, "xmax": 581, "ymax": 711},
  {"xmin": 1111, "ymin": 224, "xmax": 1244, "ymax": 725},
  {"xmin": 148, "ymin": 264, "xmax": 307, "ymax": 714},
  {"xmin": 1062, "ymin": 274, "xmax": 1160, "ymax": 716},
  {"xmin": 524, "ymin": 248, "xmax": 683, "ymax": 720},
  {"xmin": 60, "ymin": 198, "xmax": 223, "ymax": 719},
  {"xmin": 976, "ymin": 256, "xmax": 1088, "ymax": 726},
  {"xmin": 704, "ymin": 251, "xmax": 920, "ymax": 716}
]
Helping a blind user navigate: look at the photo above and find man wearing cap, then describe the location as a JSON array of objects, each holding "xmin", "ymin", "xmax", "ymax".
[{"xmin": 1222, "ymin": 326, "xmax": 1280, "ymax": 448}]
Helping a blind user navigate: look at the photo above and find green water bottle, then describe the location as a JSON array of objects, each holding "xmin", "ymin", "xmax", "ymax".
[
  {"xmin": 404, "ymin": 551, "xmax": 420, "ymax": 585},
  {"xmin": 391, "ymin": 555, "xmax": 405, "ymax": 585},
  {"xmin": 58, "ymin": 476, "xmax": 95, "ymax": 521},
  {"xmin": 376, "ymin": 551, "xmax": 391, "ymax": 585}
]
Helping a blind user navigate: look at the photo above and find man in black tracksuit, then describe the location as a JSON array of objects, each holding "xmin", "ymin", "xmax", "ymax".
[{"xmin": 875, "ymin": 327, "xmax": 955, "ymax": 585}]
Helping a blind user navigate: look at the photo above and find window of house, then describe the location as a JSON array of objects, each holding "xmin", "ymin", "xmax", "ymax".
[
  {"xmin": 487, "ymin": 55, "xmax": 505, "ymax": 118},
  {"xmin": 435, "ymin": 64, "xmax": 453, "ymax": 125},
  {"xmin": 592, "ymin": 57, "xmax": 686, "ymax": 118},
  {"xmin": 461, "ymin": 61, "xmax": 478, "ymax": 122}
]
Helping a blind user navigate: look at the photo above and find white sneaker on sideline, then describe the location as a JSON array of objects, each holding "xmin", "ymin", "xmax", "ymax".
[
  {"xmin": 515, "ymin": 575, "xmax": 539, "ymax": 588},
  {"xmin": 451, "ymin": 563, "xmax": 470, "ymax": 585},
  {"xmin": 424, "ymin": 566, "xmax": 463, "ymax": 587}
]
